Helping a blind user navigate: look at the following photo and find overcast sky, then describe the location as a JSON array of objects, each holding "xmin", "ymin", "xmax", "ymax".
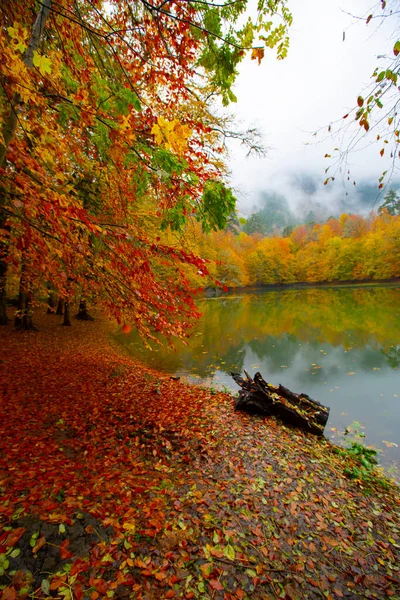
[{"xmin": 228, "ymin": 0, "xmax": 398, "ymax": 215}]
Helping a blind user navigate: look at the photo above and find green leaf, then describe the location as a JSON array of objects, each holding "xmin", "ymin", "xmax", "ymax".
[
  {"xmin": 199, "ymin": 181, "xmax": 236, "ymax": 233},
  {"xmin": 394, "ymin": 41, "xmax": 400, "ymax": 56},
  {"xmin": 118, "ymin": 87, "xmax": 142, "ymax": 112},
  {"xmin": 224, "ymin": 543, "xmax": 235, "ymax": 560},
  {"xmin": 41, "ymin": 579, "xmax": 51, "ymax": 595},
  {"xmin": 33, "ymin": 51, "xmax": 52, "ymax": 76},
  {"xmin": 10, "ymin": 548, "xmax": 20, "ymax": 558}
]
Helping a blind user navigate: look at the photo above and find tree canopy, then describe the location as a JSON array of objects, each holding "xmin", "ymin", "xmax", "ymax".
[{"xmin": 0, "ymin": 0, "xmax": 292, "ymax": 337}]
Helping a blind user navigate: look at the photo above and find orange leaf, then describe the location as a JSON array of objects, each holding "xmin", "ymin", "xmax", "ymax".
[
  {"xmin": 6, "ymin": 527, "xmax": 25, "ymax": 547},
  {"xmin": 165, "ymin": 591, "xmax": 175, "ymax": 599},
  {"xmin": 59, "ymin": 539, "xmax": 73, "ymax": 559},
  {"xmin": 32, "ymin": 536, "xmax": 46, "ymax": 553},
  {"xmin": 2, "ymin": 587, "xmax": 17, "ymax": 600}
]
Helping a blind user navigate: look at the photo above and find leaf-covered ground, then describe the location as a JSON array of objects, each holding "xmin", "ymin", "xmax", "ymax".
[{"xmin": 1, "ymin": 314, "xmax": 400, "ymax": 600}]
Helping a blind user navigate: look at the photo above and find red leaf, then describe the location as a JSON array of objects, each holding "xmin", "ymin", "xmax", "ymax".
[
  {"xmin": 165, "ymin": 591, "xmax": 175, "ymax": 599},
  {"xmin": 74, "ymin": 582, "xmax": 84, "ymax": 600},
  {"xmin": 210, "ymin": 579, "xmax": 224, "ymax": 591},
  {"xmin": 122, "ymin": 324, "xmax": 132, "ymax": 334},
  {"xmin": 5, "ymin": 527, "xmax": 25, "ymax": 547},
  {"xmin": 59, "ymin": 539, "xmax": 73, "ymax": 559}
]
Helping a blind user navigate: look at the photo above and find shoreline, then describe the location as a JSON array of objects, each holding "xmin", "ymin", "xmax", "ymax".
[
  {"xmin": 204, "ymin": 278, "xmax": 400, "ymax": 296},
  {"xmin": 1, "ymin": 314, "xmax": 400, "ymax": 599}
]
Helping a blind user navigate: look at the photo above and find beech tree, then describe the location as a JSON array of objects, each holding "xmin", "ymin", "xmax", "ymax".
[{"xmin": 0, "ymin": 0, "xmax": 293, "ymax": 334}]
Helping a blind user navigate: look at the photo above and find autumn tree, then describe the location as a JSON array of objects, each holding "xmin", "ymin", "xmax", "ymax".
[{"xmin": 0, "ymin": 0, "xmax": 293, "ymax": 333}]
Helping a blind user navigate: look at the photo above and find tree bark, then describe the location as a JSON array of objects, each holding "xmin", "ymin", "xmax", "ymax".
[
  {"xmin": 0, "ymin": 0, "xmax": 53, "ymax": 166},
  {"xmin": 232, "ymin": 370, "xmax": 330, "ymax": 436},
  {"xmin": 0, "ymin": 252, "xmax": 8, "ymax": 325},
  {"xmin": 47, "ymin": 288, "xmax": 56, "ymax": 313},
  {"xmin": 62, "ymin": 301, "xmax": 71, "ymax": 326},
  {"xmin": 56, "ymin": 298, "xmax": 64, "ymax": 316},
  {"xmin": 14, "ymin": 261, "xmax": 37, "ymax": 330},
  {"xmin": 0, "ymin": 0, "xmax": 53, "ymax": 324},
  {"xmin": 75, "ymin": 297, "xmax": 94, "ymax": 320}
]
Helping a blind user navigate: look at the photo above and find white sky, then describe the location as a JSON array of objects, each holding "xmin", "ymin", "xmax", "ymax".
[{"xmin": 228, "ymin": 0, "xmax": 398, "ymax": 214}]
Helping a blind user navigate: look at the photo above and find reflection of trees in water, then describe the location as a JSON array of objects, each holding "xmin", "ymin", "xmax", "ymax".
[
  {"xmin": 248, "ymin": 335, "xmax": 299, "ymax": 369},
  {"xmin": 382, "ymin": 345, "xmax": 400, "ymax": 369},
  {"xmin": 117, "ymin": 286, "xmax": 400, "ymax": 374}
]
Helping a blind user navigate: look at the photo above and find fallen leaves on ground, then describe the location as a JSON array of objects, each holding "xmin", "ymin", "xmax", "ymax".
[{"xmin": 0, "ymin": 313, "xmax": 399, "ymax": 599}]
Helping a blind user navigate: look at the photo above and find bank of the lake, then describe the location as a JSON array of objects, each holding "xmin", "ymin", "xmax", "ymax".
[
  {"xmin": 1, "ymin": 313, "xmax": 400, "ymax": 599},
  {"xmin": 117, "ymin": 284, "xmax": 400, "ymax": 477},
  {"xmin": 204, "ymin": 278, "xmax": 400, "ymax": 297}
]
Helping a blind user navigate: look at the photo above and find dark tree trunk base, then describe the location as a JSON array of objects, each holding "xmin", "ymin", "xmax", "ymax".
[
  {"xmin": 56, "ymin": 299, "xmax": 64, "ymax": 316},
  {"xmin": 15, "ymin": 316, "xmax": 39, "ymax": 331},
  {"xmin": 14, "ymin": 292, "xmax": 38, "ymax": 331},
  {"xmin": 75, "ymin": 299, "xmax": 94, "ymax": 321},
  {"xmin": 47, "ymin": 291, "xmax": 56, "ymax": 314},
  {"xmin": 62, "ymin": 301, "xmax": 71, "ymax": 326},
  {"xmin": 75, "ymin": 310, "xmax": 94, "ymax": 321},
  {"xmin": 232, "ymin": 370, "xmax": 330, "ymax": 436}
]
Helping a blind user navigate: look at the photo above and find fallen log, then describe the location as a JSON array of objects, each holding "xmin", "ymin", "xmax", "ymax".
[{"xmin": 231, "ymin": 370, "xmax": 330, "ymax": 436}]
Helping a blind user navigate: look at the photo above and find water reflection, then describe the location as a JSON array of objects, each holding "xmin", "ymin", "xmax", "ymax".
[{"xmin": 116, "ymin": 286, "xmax": 400, "ymax": 471}]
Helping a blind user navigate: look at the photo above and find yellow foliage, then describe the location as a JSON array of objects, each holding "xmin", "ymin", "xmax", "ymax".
[
  {"xmin": 151, "ymin": 116, "xmax": 192, "ymax": 156},
  {"xmin": 251, "ymin": 47, "xmax": 265, "ymax": 65},
  {"xmin": 7, "ymin": 22, "xmax": 27, "ymax": 54}
]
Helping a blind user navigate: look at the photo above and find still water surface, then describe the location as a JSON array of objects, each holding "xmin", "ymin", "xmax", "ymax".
[{"xmin": 116, "ymin": 285, "xmax": 400, "ymax": 472}]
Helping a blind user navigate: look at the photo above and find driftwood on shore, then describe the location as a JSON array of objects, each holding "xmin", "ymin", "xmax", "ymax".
[{"xmin": 232, "ymin": 370, "xmax": 330, "ymax": 436}]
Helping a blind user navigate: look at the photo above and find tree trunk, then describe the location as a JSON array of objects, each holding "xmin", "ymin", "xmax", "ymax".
[
  {"xmin": 47, "ymin": 289, "xmax": 56, "ymax": 313},
  {"xmin": 232, "ymin": 370, "xmax": 330, "ymax": 436},
  {"xmin": 0, "ymin": 250, "xmax": 8, "ymax": 325},
  {"xmin": 14, "ymin": 262, "xmax": 37, "ymax": 330},
  {"xmin": 75, "ymin": 297, "xmax": 94, "ymax": 320},
  {"xmin": 62, "ymin": 301, "xmax": 71, "ymax": 326},
  {"xmin": 15, "ymin": 291, "xmax": 36, "ymax": 330},
  {"xmin": 56, "ymin": 298, "xmax": 64, "ymax": 316},
  {"xmin": 0, "ymin": 0, "xmax": 53, "ymax": 166},
  {"xmin": 0, "ymin": 1, "xmax": 52, "ymax": 324}
]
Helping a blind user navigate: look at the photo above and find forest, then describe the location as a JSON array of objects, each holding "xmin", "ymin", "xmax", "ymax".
[
  {"xmin": 181, "ymin": 208, "xmax": 400, "ymax": 290},
  {"xmin": 1, "ymin": 1, "xmax": 400, "ymax": 600}
]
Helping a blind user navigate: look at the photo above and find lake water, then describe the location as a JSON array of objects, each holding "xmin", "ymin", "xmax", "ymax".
[{"xmin": 116, "ymin": 285, "xmax": 400, "ymax": 475}]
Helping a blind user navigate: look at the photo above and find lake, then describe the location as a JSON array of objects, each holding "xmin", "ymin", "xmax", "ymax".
[{"xmin": 116, "ymin": 284, "xmax": 400, "ymax": 476}]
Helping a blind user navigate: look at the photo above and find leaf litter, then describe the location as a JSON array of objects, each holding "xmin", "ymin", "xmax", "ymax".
[{"xmin": 0, "ymin": 314, "xmax": 399, "ymax": 599}]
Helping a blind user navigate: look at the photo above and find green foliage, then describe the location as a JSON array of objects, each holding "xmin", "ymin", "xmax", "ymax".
[
  {"xmin": 199, "ymin": 181, "xmax": 236, "ymax": 233},
  {"xmin": 336, "ymin": 423, "xmax": 391, "ymax": 490},
  {"xmin": 378, "ymin": 188, "xmax": 400, "ymax": 216}
]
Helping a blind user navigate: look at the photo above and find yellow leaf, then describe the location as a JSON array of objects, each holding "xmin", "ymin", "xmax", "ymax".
[
  {"xmin": 8, "ymin": 22, "xmax": 27, "ymax": 54},
  {"xmin": 151, "ymin": 116, "xmax": 192, "ymax": 155},
  {"xmin": 33, "ymin": 51, "xmax": 52, "ymax": 76},
  {"xmin": 122, "ymin": 520, "xmax": 136, "ymax": 532}
]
